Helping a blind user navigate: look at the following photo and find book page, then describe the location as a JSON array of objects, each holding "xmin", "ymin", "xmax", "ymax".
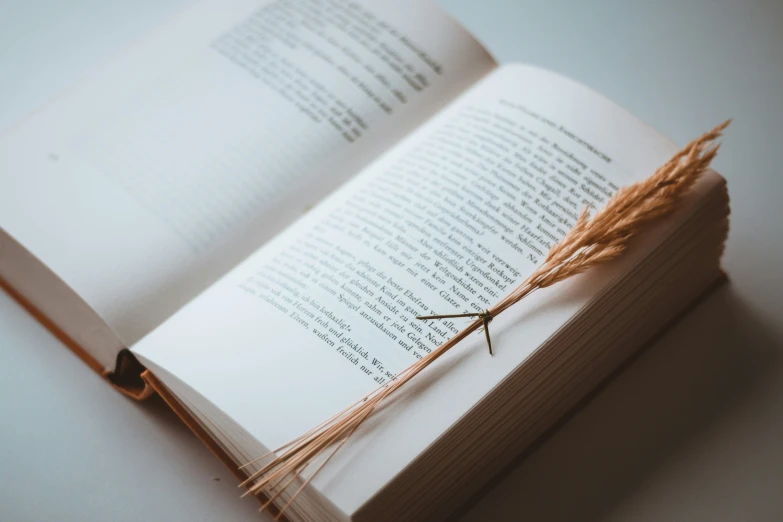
[
  {"xmin": 133, "ymin": 63, "xmax": 688, "ymax": 513},
  {"xmin": 0, "ymin": 0, "xmax": 494, "ymax": 349}
]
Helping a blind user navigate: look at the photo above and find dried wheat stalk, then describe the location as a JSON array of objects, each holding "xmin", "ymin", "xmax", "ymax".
[{"xmin": 240, "ymin": 120, "xmax": 730, "ymax": 518}]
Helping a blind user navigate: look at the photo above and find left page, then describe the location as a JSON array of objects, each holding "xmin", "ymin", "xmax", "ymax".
[{"xmin": 0, "ymin": 0, "xmax": 495, "ymax": 362}]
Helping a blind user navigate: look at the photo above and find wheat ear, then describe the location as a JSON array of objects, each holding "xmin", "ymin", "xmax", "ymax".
[{"xmin": 241, "ymin": 120, "xmax": 729, "ymax": 519}]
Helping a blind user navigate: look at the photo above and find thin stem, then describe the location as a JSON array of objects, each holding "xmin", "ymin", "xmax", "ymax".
[{"xmin": 416, "ymin": 312, "xmax": 482, "ymax": 320}]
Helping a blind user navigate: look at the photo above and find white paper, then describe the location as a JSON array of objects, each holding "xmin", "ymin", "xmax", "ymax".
[
  {"xmin": 0, "ymin": 0, "xmax": 495, "ymax": 347},
  {"xmin": 133, "ymin": 63, "xmax": 686, "ymax": 515}
]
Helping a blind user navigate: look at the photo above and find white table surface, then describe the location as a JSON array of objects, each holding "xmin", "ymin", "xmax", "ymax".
[{"xmin": 1, "ymin": 1, "xmax": 782, "ymax": 521}]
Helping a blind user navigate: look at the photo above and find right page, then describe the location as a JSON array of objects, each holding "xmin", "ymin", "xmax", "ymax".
[{"xmin": 133, "ymin": 63, "xmax": 702, "ymax": 515}]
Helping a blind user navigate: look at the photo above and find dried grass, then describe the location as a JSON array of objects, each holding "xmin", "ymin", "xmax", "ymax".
[{"xmin": 240, "ymin": 121, "xmax": 729, "ymax": 518}]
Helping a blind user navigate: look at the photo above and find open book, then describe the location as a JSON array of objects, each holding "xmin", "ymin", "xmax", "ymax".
[{"xmin": 0, "ymin": 0, "xmax": 729, "ymax": 520}]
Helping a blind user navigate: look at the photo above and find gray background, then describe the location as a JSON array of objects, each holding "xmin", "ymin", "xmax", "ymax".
[{"xmin": 1, "ymin": 1, "xmax": 782, "ymax": 520}]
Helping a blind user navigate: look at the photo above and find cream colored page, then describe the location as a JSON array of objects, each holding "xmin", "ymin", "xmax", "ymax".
[
  {"xmin": 0, "ymin": 0, "xmax": 495, "ymax": 347},
  {"xmin": 133, "ymin": 64, "xmax": 686, "ymax": 513}
]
